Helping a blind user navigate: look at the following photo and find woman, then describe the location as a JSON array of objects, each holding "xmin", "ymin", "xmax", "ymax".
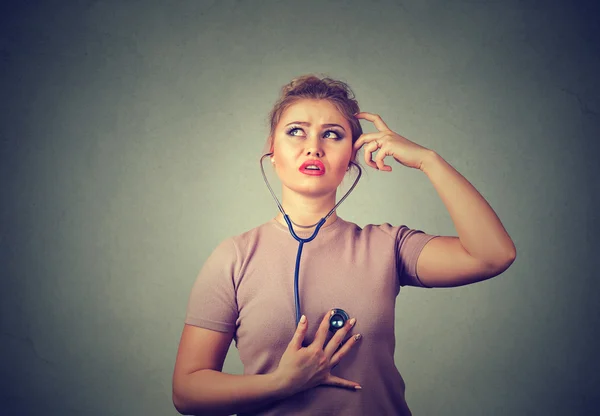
[{"xmin": 172, "ymin": 75, "xmax": 517, "ymax": 415}]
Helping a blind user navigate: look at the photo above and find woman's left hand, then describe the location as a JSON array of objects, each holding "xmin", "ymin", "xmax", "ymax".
[{"xmin": 353, "ymin": 112, "xmax": 432, "ymax": 171}]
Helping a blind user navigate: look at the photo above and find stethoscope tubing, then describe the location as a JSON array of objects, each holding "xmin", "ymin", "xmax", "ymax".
[{"xmin": 259, "ymin": 153, "xmax": 362, "ymax": 327}]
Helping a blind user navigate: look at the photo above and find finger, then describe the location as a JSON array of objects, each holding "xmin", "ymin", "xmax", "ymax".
[
  {"xmin": 323, "ymin": 374, "xmax": 362, "ymax": 391},
  {"xmin": 288, "ymin": 314, "xmax": 308, "ymax": 350},
  {"xmin": 353, "ymin": 131, "xmax": 385, "ymax": 151},
  {"xmin": 323, "ymin": 317, "xmax": 356, "ymax": 359},
  {"xmin": 373, "ymin": 145, "xmax": 392, "ymax": 171},
  {"xmin": 354, "ymin": 112, "xmax": 390, "ymax": 132},
  {"xmin": 363, "ymin": 141, "xmax": 380, "ymax": 169},
  {"xmin": 330, "ymin": 333, "xmax": 362, "ymax": 368},
  {"xmin": 313, "ymin": 310, "xmax": 335, "ymax": 348}
]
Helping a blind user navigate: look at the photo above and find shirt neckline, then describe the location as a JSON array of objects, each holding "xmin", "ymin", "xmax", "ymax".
[{"xmin": 268, "ymin": 215, "xmax": 344, "ymax": 237}]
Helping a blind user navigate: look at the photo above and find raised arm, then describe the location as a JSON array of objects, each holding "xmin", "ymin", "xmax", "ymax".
[
  {"xmin": 414, "ymin": 151, "xmax": 516, "ymax": 288},
  {"xmin": 353, "ymin": 112, "xmax": 516, "ymax": 288}
]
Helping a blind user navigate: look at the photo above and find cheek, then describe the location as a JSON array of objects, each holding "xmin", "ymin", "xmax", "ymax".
[{"xmin": 273, "ymin": 153, "xmax": 298, "ymax": 175}]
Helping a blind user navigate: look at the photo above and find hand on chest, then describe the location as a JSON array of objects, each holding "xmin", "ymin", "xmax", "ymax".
[{"xmin": 237, "ymin": 240, "xmax": 399, "ymax": 346}]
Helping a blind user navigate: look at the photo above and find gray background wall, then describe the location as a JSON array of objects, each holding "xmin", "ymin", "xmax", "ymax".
[{"xmin": 1, "ymin": 0, "xmax": 598, "ymax": 414}]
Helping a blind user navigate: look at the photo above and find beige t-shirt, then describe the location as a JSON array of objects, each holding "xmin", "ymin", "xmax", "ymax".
[{"xmin": 185, "ymin": 216, "xmax": 438, "ymax": 415}]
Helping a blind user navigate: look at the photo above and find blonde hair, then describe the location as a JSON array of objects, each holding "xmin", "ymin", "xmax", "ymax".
[{"xmin": 264, "ymin": 74, "xmax": 363, "ymax": 174}]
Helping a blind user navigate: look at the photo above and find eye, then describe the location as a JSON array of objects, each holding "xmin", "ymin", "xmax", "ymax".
[
  {"xmin": 287, "ymin": 127, "xmax": 303, "ymax": 136},
  {"xmin": 324, "ymin": 130, "xmax": 343, "ymax": 140},
  {"xmin": 286, "ymin": 127, "xmax": 344, "ymax": 141}
]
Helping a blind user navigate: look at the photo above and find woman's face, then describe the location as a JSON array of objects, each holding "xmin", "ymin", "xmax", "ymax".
[{"xmin": 270, "ymin": 99, "xmax": 354, "ymax": 198}]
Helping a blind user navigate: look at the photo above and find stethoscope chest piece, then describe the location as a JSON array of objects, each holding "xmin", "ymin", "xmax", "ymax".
[{"xmin": 329, "ymin": 308, "xmax": 349, "ymax": 333}]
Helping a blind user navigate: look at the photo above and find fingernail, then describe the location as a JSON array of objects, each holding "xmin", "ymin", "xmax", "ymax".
[
  {"xmin": 331, "ymin": 310, "xmax": 335, "ymax": 317},
  {"xmin": 354, "ymin": 334, "xmax": 362, "ymax": 341},
  {"xmin": 300, "ymin": 315, "xmax": 306, "ymax": 324},
  {"xmin": 355, "ymin": 385, "xmax": 362, "ymax": 390},
  {"xmin": 349, "ymin": 318, "xmax": 356, "ymax": 327}
]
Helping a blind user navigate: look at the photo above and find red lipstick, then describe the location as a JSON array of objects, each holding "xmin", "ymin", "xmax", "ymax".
[{"xmin": 299, "ymin": 160, "xmax": 325, "ymax": 176}]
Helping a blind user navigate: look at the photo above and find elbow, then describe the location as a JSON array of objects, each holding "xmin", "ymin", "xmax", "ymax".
[
  {"xmin": 173, "ymin": 391, "xmax": 213, "ymax": 416},
  {"xmin": 505, "ymin": 246, "xmax": 517, "ymax": 267},
  {"xmin": 172, "ymin": 388, "xmax": 198, "ymax": 416},
  {"xmin": 492, "ymin": 247, "xmax": 517, "ymax": 274},
  {"xmin": 172, "ymin": 371, "xmax": 218, "ymax": 416},
  {"xmin": 172, "ymin": 392, "xmax": 188, "ymax": 415}
]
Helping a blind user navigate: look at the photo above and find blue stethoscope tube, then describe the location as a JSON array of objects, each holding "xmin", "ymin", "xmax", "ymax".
[{"xmin": 259, "ymin": 153, "xmax": 362, "ymax": 331}]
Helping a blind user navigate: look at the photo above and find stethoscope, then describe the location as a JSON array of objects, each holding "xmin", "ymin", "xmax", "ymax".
[{"xmin": 259, "ymin": 152, "xmax": 363, "ymax": 333}]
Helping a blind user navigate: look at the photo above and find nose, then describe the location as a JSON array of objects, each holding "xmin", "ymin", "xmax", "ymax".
[{"xmin": 305, "ymin": 134, "xmax": 323, "ymax": 158}]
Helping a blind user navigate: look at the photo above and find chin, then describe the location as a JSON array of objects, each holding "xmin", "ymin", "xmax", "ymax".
[{"xmin": 286, "ymin": 181, "xmax": 338, "ymax": 198}]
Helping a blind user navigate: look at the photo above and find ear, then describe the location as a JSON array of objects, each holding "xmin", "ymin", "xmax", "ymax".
[
  {"xmin": 350, "ymin": 145, "xmax": 358, "ymax": 161},
  {"xmin": 268, "ymin": 137, "xmax": 275, "ymax": 154}
]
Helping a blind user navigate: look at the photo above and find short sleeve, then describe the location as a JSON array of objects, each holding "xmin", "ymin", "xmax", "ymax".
[
  {"xmin": 184, "ymin": 238, "xmax": 240, "ymax": 333},
  {"xmin": 396, "ymin": 226, "xmax": 439, "ymax": 288}
]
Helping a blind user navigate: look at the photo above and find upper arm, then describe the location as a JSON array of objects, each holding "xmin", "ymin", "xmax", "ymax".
[
  {"xmin": 172, "ymin": 324, "xmax": 234, "ymax": 390},
  {"xmin": 415, "ymin": 236, "xmax": 515, "ymax": 288}
]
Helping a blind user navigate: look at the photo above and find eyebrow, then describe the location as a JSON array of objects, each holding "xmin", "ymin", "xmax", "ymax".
[{"xmin": 285, "ymin": 121, "xmax": 346, "ymax": 132}]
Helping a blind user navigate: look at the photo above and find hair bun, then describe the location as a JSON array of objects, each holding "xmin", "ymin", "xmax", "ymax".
[{"xmin": 281, "ymin": 74, "xmax": 355, "ymax": 101}]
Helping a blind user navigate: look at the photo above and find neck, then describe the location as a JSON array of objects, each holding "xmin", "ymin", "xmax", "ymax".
[
  {"xmin": 275, "ymin": 211, "xmax": 339, "ymax": 230},
  {"xmin": 275, "ymin": 188, "xmax": 339, "ymax": 230}
]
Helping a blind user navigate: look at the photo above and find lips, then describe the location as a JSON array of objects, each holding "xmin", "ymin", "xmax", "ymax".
[
  {"xmin": 299, "ymin": 160, "xmax": 325, "ymax": 171},
  {"xmin": 299, "ymin": 159, "xmax": 326, "ymax": 176}
]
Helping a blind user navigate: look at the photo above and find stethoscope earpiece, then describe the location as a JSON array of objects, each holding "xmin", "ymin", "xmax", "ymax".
[{"xmin": 329, "ymin": 308, "xmax": 349, "ymax": 333}]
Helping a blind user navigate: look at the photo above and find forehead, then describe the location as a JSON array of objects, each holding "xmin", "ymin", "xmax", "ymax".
[{"xmin": 279, "ymin": 99, "xmax": 347, "ymax": 126}]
